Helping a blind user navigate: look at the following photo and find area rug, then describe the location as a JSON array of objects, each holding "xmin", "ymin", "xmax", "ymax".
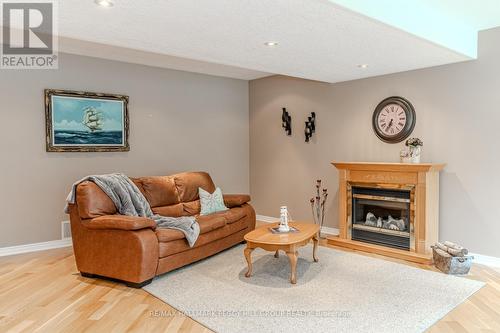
[{"xmin": 144, "ymin": 245, "xmax": 484, "ymax": 333}]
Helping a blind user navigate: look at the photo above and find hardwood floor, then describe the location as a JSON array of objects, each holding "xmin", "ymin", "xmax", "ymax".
[{"xmin": 1, "ymin": 229, "xmax": 499, "ymax": 332}]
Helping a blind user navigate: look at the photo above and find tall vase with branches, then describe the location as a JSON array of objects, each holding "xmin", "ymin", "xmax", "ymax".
[{"xmin": 310, "ymin": 180, "xmax": 328, "ymax": 238}]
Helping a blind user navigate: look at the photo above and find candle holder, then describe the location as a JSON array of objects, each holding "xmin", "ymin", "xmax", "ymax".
[
  {"xmin": 281, "ymin": 108, "xmax": 292, "ymax": 136},
  {"xmin": 305, "ymin": 112, "xmax": 315, "ymax": 142}
]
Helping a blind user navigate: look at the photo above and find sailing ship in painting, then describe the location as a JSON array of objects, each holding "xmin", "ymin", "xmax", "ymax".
[{"xmin": 82, "ymin": 107, "xmax": 103, "ymax": 132}]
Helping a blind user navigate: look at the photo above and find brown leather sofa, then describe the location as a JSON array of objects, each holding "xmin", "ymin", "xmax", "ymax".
[{"xmin": 68, "ymin": 171, "xmax": 256, "ymax": 287}]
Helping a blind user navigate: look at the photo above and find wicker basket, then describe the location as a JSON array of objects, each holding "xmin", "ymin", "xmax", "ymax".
[{"xmin": 431, "ymin": 246, "xmax": 473, "ymax": 275}]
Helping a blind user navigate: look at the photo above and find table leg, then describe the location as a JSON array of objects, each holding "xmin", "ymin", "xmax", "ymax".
[
  {"xmin": 274, "ymin": 250, "xmax": 279, "ymax": 258},
  {"xmin": 286, "ymin": 251, "xmax": 298, "ymax": 284},
  {"xmin": 312, "ymin": 234, "xmax": 319, "ymax": 262},
  {"xmin": 244, "ymin": 246, "xmax": 254, "ymax": 278}
]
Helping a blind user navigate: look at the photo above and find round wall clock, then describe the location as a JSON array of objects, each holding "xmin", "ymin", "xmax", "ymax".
[{"xmin": 372, "ymin": 96, "xmax": 416, "ymax": 143}]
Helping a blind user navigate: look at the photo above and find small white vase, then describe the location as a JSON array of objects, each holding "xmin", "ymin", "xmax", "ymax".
[
  {"xmin": 401, "ymin": 155, "xmax": 421, "ymax": 163},
  {"xmin": 401, "ymin": 147, "xmax": 421, "ymax": 163}
]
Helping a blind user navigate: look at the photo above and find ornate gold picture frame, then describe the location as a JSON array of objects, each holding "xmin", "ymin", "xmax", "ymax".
[{"xmin": 45, "ymin": 89, "xmax": 129, "ymax": 152}]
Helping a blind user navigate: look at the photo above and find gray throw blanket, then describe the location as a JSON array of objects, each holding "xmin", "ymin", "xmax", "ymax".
[{"xmin": 65, "ymin": 173, "xmax": 200, "ymax": 247}]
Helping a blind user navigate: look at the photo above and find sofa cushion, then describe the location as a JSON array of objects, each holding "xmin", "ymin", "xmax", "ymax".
[
  {"xmin": 135, "ymin": 176, "xmax": 179, "ymax": 208},
  {"xmin": 173, "ymin": 172, "xmax": 215, "ymax": 203},
  {"xmin": 182, "ymin": 200, "xmax": 201, "ymax": 216},
  {"xmin": 152, "ymin": 203, "xmax": 184, "ymax": 217},
  {"xmin": 213, "ymin": 207, "xmax": 247, "ymax": 224},
  {"xmin": 76, "ymin": 181, "xmax": 117, "ymax": 219},
  {"xmin": 158, "ymin": 217, "xmax": 248, "ymax": 258},
  {"xmin": 196, "ymin": 214, "xmax": 226, "ymax": 234},
  {"xmin": 155, "ymin": 214, "xmax": 226, "ymax": 244},
  {"xmin": 155, "ymin": 228, "xmax": 185, "ymax": 242}
]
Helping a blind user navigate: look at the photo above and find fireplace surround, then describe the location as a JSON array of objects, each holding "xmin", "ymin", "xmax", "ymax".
[{"xmin": 328, "ymin": 162, "xmax": 445, "ymax": 264}]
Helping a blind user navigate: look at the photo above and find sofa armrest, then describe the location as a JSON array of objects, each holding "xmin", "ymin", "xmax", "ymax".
[
  {"xmin": 84, "ymin": 215, "xmax": 157, "ymax": 231},
  {"xmin": 223, "ymin": 194, "xmax": 251, "ymax": 208}
]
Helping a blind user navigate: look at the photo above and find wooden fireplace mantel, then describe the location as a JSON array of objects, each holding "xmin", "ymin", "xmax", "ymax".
[
  {"xmin": 328, "ymin": 161, "xmax": 445, "ymax": 264},
  {"xmin": 332, "ymin": 161, "xmax": 445, "ymax": 173}
]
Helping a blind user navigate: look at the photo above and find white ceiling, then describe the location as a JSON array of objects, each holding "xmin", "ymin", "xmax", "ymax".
[
  {"xmin": 57, "ymin": 0, "xmax": 490, "ymax": 82},
  {"xmin": 59, "ymin": 37, "xmax": 270, "ymax": 80}
]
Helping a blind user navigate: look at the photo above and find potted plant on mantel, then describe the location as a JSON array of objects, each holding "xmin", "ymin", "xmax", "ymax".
[{"xmin": 400, "ymin": 138, "xmax": 423, "ymax": 163}]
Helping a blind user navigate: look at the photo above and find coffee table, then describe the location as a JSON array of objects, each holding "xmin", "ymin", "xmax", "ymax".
[{"xmin": 243, "ymin": 222, "xmax": 320, "ymax": 284}]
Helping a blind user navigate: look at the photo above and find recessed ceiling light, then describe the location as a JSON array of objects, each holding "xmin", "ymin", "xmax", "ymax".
[
  {"xmin": 95, "ymin": 0, "xmax": 114, "ymax": 7},
  {"xmin": 264, "ymin": 41, "xmax": 278, "ymax": 47},
  {"xmin": 358, "ymin": 64, "xmax": 369, "ymax": 69}
]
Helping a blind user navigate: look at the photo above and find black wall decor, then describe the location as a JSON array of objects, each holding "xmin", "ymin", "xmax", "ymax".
[
  {"xmin": 281, "ymin": 108, "xmax": 292, "ymax": 135},
  {"xmin": 305, "ymin": 112, "xmax": 316, "ymax": 142}
]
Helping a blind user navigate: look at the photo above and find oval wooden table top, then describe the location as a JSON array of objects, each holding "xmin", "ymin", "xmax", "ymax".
[{"xmin": 244, "ymin": 222, "xmax": 320, "ymax": 245}]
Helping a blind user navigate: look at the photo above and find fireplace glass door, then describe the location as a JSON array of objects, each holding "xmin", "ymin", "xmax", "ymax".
[{"xmin": 351, "ymin": 187, "xmax": 410, "ymax": 250}]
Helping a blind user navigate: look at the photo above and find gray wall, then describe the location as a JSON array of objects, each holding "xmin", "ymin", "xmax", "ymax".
[
  {"xmin": 0, "ymin": 53, "xmax": 249, "ymax": 247},
  {"xmin": 250, "ymin": 27, "xmax": 500, "ymax": 257}
]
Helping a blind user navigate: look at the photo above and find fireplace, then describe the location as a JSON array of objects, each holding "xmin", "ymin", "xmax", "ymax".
[
  {"xmin": 351, "ymin": 187, "xmax": 411, "ymax": 250},
  {"xmin": 328, "ymin": 162, "xmax": 445, "ymax": 264}
]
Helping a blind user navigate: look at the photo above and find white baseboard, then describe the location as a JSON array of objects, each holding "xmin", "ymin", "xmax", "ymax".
[
  {"xmin": 469, "ymin": 252, "xmax": 500, "ymax": 268},
  {"xmin": 256, "ymin": 214, "xmax": 339, "ymax": 236},
  {"xmin": 0, "ymin": 238, "xmax": 72, "ymax": 257},
  {"xmin": 320, "ymin": 226, "xmax": 340, "ymax": 236},
  {"xmin": 256, "ymin": 214, "xmax": 280, "ymax": 223}
]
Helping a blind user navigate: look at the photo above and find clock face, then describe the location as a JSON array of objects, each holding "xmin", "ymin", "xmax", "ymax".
[
  {"xmin": 372, "ymin": 97, "xmax": 416, "ymax": 143},
  {"xmin": 377, "ymin": 104, "xmax": 407, "ymax": 137}
]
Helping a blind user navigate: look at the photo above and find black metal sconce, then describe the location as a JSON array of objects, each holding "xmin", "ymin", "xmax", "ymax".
[
  {"xmin": 305, "ymin": 112, "xmax": 316, "ymax": 142},
  {"xmin": 282, "ymin": 108, "xmax": 292, "ymax": 135}
]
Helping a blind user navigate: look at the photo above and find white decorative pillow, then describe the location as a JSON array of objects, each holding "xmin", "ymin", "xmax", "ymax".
[{"xmin": 199, "ymin": 187, "xmax": 229, "ymax": 215}]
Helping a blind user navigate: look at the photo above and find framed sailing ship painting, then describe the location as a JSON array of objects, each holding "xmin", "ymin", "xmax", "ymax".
[{"xmin": 45, "ymin": 89, "xmax": 129, "ymax": 152}]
